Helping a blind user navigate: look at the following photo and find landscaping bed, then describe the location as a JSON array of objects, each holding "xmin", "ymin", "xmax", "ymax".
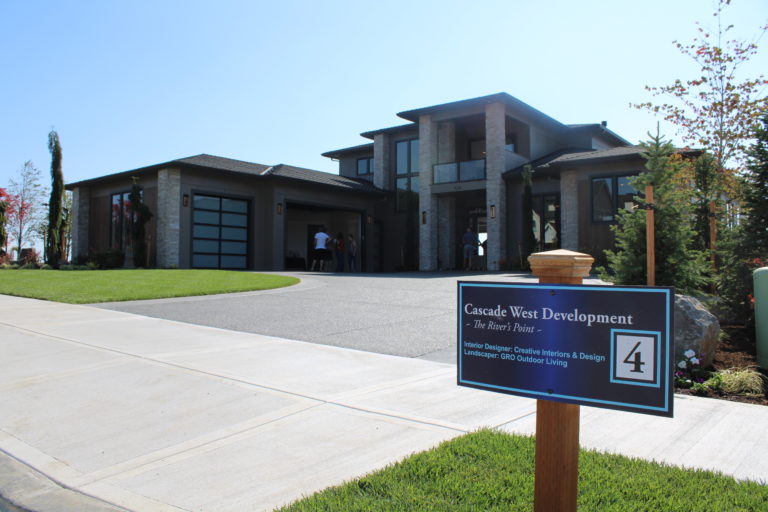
[{"xmin": 676, "ymin": 325, "xmax": 767, "ymax": 406}]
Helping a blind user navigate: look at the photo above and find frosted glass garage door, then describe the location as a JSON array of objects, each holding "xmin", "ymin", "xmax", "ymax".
[{"xmin": 191, "ymin": 194, "xmax": 248, "ymax": 269}]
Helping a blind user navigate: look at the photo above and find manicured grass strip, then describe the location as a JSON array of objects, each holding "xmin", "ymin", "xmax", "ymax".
[
  {"xmin": 277, "ymin": 429, "xmax": 767, "ymax": 512},
  {"xmin": 0, "ymin": 269, "xmax": 299, "ymax": 303}
]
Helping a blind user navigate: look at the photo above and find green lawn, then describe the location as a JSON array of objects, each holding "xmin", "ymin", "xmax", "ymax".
[
  {"xmin": 0, "ymin": 269, "xmax": 299, "ymax": 303},
  {"xmin": 277, "ymin": 430, "xmax": 767, "ymax": 512}
]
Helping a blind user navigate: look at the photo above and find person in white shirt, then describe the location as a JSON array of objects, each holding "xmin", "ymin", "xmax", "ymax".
[{"xmin": 310, "ymin": 226, "xmax": 331, "ymax": 271}]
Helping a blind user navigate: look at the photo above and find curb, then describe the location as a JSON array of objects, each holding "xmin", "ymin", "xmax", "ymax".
[{"xmin": 0, "ymin": 451, "xmax": 128, "ymax": 512}]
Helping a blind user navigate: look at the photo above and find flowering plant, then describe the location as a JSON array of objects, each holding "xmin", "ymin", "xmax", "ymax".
[{"xmin": 674, "ymin": 349, "xmax": 711, "ymax": 389}]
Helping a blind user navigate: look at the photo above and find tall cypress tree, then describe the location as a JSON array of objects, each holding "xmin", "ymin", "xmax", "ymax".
[
  {"xmin": 46, "ymin": 130, "xmax": 64, "ymax": 267},
  {"xmin": 601, "ymin": 130, "xmax": 708, "ymax": 295}
]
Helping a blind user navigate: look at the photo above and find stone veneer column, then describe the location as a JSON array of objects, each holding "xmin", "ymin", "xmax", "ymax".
[
  {"xmin": 485, "ymin": 102, "xmax": 507, "ymax": 271},
  {"xmin": 156, "ymin": 168, "xmax": 181, "ymax": 268},
  {"xmin": 438, "ymin": 196, "xmax": 456, "ymax": 269},
  {"xmin": 373, "ymin": 133, "xmax": 392, "ymax": 190},
  {"xmin": 419, "ymin": 114, "xmax": 439, "ymax": 271},
  {"xmin": 70, "ymin": 186, "xmax": 90, "ymax": 261},
  {"xmin": 560, "ymin": 170, "xmax": 579, "ymax": 250},
  {"xmin": 437, "ymin": 121, "xmax": 457, "ymax": 270}
]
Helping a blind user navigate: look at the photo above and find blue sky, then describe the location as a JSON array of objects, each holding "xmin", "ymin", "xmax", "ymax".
[{"xmin": 1, "ymin": 0, "xmax": 766, "ymax": 189}]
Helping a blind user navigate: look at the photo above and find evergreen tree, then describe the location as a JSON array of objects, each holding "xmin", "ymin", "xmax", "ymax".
[
  {"xmin": 601, "ymin": 131, "xmax": 708, "ymax": 295},
  {"xmin": 690, "ymin": 152, "xmax": 722, "ymax": 253},
  {"xmin": 719, "ymin": 115, "xmax": 768, "ymax": 325},
  {"xmin": 46, "ymin": 130, "xmax": 64, "ymax": 267}
]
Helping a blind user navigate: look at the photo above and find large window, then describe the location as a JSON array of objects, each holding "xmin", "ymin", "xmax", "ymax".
[
  {"xmin": 357, "ymin": 157, "xmax": 373, "ymax": 175},
  {"xmin": 591, "ymin": 175, "xmax": 638, "ymax": 222},
  {"xmin": 192, "ymin": 194, "xmax": 249, "ymax": 269},
  {"xmin": 110, "ymin": 191, "xmax": 137, "ymax": 250},
  {"xmin": 395, "ymin": 139, "xmax": 419, "ymax": 211}
]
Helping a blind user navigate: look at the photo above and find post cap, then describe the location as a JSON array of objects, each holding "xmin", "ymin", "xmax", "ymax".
[{"xmin": 528, "ymin": 250, "xmax": 594, "ymax": 281}]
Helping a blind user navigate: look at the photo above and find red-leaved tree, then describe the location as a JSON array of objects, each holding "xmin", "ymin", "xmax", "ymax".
[
  {"xmin": 6, "ymin": 161, "xmax": 46, "ymax": 259},
  {"xmin": 633, "ymin": 0, "xmax": 768, "ymax": 172}
]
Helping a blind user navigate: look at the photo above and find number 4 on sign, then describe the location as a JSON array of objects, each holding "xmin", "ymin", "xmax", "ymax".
[
  {"xmin": 612, "ymin": 332, "xmax": 658, "ymax": 385},
  {"xmin": 623, "ymin": 341, "xmax": 645, "ymax": 373}
]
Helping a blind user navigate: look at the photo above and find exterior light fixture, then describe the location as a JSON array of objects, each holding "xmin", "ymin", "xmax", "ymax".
[
  {"xmin": 421, "ymin": 211, "xmax": 427, "ymax": 224},
  {"xmin": 367, "ymin": 215, "xmax": 373, "ymax": 224},
  {"xmin": 183, "ymin": 194, "xmax": 189, "ymax": 207},
  {"xmin": 490, "ymin": 205, "xmax": 496, "ymax": 218},
  {"xmin": 276, "ymin": 203, "xmax": 283, "ymax": 215}
]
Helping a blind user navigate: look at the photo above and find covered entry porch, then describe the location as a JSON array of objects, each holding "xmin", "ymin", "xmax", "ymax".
[{"xmin": 435, "ymin": 189, "xmax": 489, "ymax": 271}]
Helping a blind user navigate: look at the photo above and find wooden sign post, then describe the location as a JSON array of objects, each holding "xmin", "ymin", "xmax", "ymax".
[
  {"xmin": 528, "ymin": 250, "xmax": 594, "ymax": 512},
  {"xmin": 645, "ymin": 186, "xmax": 655, "ymax": 287}
]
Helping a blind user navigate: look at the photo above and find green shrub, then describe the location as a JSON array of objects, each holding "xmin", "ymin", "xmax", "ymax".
[
  {"xmin": 59, "ymin": 264, "xmax": 94, "ymax": 271},
  {"xmin": 89, "ymin": 249, "xmax": 125, "ymax": 269},
  {"xmin": 703, "ymin": 373, "xmax": 723, "ymax": 391}
]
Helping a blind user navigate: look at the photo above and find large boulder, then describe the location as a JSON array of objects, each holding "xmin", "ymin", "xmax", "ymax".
[{"xmin": 674, "ymin": 294, "xmax": 720, "ymax": 367}]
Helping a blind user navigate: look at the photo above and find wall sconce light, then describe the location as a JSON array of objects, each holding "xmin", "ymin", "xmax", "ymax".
[
  {"xmin": 421, "ymin": 211, "xmax": 427, "ymax": 225},
  {"xmin": 183, "ymin": 194, "xmax": 189, "ymax": 207},
  {"xmin": 367, "ymin": 215, "xmax": 373, "ymax": 225},
  {"xmin": 276, "ymin": 203, "xmax": 283, "ymax": 215},
  {"xmin": 490, "ymin": 205, "xmax": 496, "ymax": 219}
]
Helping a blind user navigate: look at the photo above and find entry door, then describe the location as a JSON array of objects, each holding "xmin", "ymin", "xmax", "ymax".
[
  {"xmin": 531, "ymin": 195, "xmax": 560, "ymax": 252},
  {"xmin": 465, "ymin": 212, "xmax": 488, "ymax": 257}
]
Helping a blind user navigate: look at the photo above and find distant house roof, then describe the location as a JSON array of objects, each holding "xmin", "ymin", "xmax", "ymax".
[{"xmin": 66, "ymin": 154, "xmax": 383, "ymax": 195}]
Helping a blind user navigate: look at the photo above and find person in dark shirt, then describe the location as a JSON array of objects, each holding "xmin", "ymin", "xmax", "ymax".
[{"xmin": 462, "ymin": 227, "xmax": 478, "ymax": 271}]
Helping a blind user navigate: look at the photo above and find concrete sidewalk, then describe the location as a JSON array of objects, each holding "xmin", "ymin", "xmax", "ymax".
[{"xmin": 0, "ymin": 295, "xmax": 766, "ymax": 512}]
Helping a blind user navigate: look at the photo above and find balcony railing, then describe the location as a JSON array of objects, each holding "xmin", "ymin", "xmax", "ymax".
[{"xmin": 433, "ymin": 159, "xmax": 486, "ymax": 184}]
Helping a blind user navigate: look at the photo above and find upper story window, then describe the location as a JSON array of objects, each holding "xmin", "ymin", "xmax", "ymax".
[
  {"xmin": 395, "ymin": 139, "xmax": 419, "ymax": 211},
  {"xmin": 357, "ymin": 157, "xmax": 374, "ymax": 175},
  {"xmin": 396, "ymin": 139, "xmax": 419, "ymax": 176},
  {"xmin": 591, "ymin": 174, "xmax": 639, "ymax": 222}
]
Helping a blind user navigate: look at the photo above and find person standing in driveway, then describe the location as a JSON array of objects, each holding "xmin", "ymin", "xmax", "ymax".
[
  {"xmin": 310, "ymin": 226, "xmax": 331, "ymax": 271},
  {"xmin": 463, "ymin": 226, "xmax": 478, "ymax": 271}
]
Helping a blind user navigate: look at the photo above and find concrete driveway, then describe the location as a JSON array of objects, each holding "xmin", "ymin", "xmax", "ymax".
[{"xmin": 96, "ymin": 271, "xmax": 597, "ymax": 363}]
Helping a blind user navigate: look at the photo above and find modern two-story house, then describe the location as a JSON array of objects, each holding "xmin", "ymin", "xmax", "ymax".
[{"xmin": 67, "ymin": 92, "xmax": 669, "ymax": 272}]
